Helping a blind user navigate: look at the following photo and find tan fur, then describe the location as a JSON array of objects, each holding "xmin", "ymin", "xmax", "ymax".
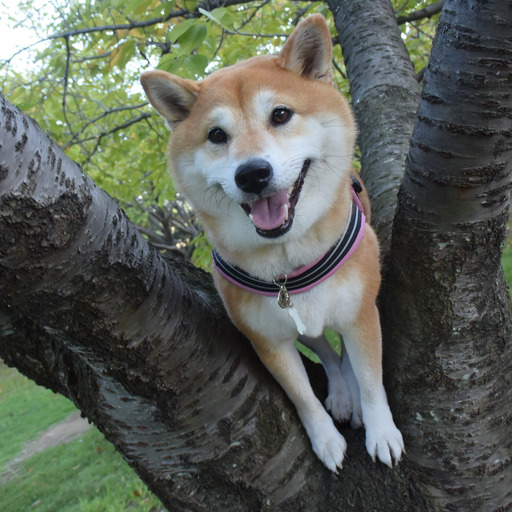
[{"xmin": 141, "ymin": 14, "xmax": 404, "ymax": 472}]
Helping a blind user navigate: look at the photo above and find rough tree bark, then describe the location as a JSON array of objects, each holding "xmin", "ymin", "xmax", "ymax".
[
  {"xmin": 1, "ymin": 0, "xmax": 512, "ymax": 510},
  {"xmin": 328, "ymin": 0, "xmax": 421, "ymax": 257},
  {"xmin": 383, "ymin": 0, "xmax": 512, "ymax": 510}
]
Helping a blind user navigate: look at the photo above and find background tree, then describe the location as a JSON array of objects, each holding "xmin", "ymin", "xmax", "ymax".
[{"xmin": 1, "ymin": 0, "xmax": 511, "ymax": 510}]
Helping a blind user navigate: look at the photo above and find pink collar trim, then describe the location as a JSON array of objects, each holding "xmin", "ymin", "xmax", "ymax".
[{"xmin": 212, "ymin": 187, "xmax": 366, "ymax": 296}]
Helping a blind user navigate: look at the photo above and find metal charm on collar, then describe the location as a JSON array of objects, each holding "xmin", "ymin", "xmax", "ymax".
[
  {"xmin": 276, "ymin": 276, "xmax": 292, "ymax": 309},
  {"xmin": 274, "ymin": 276, "xmax": 307, "ymax": 335}
]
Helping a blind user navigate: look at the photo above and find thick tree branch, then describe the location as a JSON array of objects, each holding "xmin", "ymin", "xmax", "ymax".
[
  {"xmin": 327, "ymin": 0, "xmax": 421, "ymax": 259},
  {"xmin": 0, "ymin": 92, "xmax": 302, "ymax": 509}
]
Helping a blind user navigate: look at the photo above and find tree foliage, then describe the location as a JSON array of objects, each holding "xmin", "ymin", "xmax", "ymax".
[{"xmin": 1, "ymin": 0, "xmax": 442, "ymax": 265}]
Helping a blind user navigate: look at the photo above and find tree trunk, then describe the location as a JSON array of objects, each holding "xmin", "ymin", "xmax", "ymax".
[
  {"xmin": 328, "ymin": 0, "xmax": 421, "ymax": 258},
  {"xmin": 383, "ymin": 0, "xmax": 512, "ymax": 509}
]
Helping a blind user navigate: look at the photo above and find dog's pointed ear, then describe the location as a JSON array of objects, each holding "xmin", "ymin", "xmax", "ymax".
[
  {"xmin": 278, "ymin": 14, "xmax": 333, "ymax": 83},
  {"xmin": 140, "ymin": 70, "xmax": 201, "ymax": 128}
]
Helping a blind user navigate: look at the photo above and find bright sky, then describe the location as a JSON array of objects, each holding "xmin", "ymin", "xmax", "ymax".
[
  {"xmin": 0, "ymin": 1, "xmax": 47, "ymax": 61},
  {"xmin": 0, "ymin": 26, "xmax": 31, "ymax": 60}
]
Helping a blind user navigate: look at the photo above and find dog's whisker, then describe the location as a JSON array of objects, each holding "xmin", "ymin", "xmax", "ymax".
[{"xmin": 320, "ymin": 115, "xmax": 346, "ymax": 128}]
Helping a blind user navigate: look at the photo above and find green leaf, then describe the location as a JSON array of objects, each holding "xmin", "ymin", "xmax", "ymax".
[
  {"xmin": 123, "ymin": 0, "xmax": 143, "ymax": 16},
  {"xmin": 161, "ymin": 0, "xmax": 176, "ymax": 18},
  {"xmin": 168, "ymin": 19, "xmax": 196, "ymax": 43},
  {"xmin": 198, "ymin": 7, "xmax": 229, "ymax": 29},
  {"xmin": 179, "ymin": 23, "xmax": 207, "ymax": 54},
  {"xmin": 168, "ymin": 20, "xmax": 207, "ymax": 54},
  {"xmin": 184, "ymin": 54, "xmax": 209, "ymax": 76},
  {"xmin": 118, "ymin": 39, "xmax": 136, "ymax": 69},
  {"xmin": 132, "ymin": 0, "xmax": 156, "ymax": 17},
  {"xmin": 109, "ymin": 39, "xmax": 136, "ymax": 70},
  {"xmin": 157, "ymin": 53, "xmax": 181, "ymax": 73}
]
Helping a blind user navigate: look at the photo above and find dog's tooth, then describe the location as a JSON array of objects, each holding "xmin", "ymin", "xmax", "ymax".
[
  {"xmin": 284, "ymin": 203, "xmax": 289, "ymax": 221},
  {"xmin": 249, "ymin": 213, "xmax": 254, "ymax": 224}
]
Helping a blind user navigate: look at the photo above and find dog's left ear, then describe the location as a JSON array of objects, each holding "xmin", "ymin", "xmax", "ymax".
[
  {"xmin": 278, "ymin": 14, "xmax": 333, "ymax": 83},
  {"xmin": 140, "ymin": 70, "xmax": 200, "ymax": 129}
]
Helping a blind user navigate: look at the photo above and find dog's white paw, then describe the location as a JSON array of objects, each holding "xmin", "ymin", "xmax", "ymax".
[
  {"xmin": 365, "ymin": 423, "xmax": 405, "ymax": 468},
  {"xmin": 341, "ymin": 379, "xmax": 363, "ymax": 429},
  {"xmin": 308, "ymin": 420, "xmax": 347, "ymax": 473},
  {"xmin": 339, "ymin": 354, "xmax": 363, "ymax": 428},
  {"xmin": 349, "ymin": 399, "xmax": 363, "ymax": 429},
  {"xmin": 325, "ymin": 386, "xmax": 352, "ymax": 423}
]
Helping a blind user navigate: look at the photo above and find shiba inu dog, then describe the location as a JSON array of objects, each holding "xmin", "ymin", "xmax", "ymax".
[{"xmin": 140, "ymin": 14, "xmax": 404, "ymax": 472}]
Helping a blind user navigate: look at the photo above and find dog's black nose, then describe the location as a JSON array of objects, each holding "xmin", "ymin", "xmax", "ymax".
[{"xmin": 235, "ymin": 158, "xmax": 273, "ymax": 195}]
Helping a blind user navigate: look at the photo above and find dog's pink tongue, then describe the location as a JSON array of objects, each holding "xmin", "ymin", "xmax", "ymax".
[{"xmin": 250, "ymin": 190, "xmax": 289, "ymax": 231}]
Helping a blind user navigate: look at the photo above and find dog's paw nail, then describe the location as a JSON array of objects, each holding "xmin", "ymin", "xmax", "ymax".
[
  {"xmin": 311, "ymin": 426, "xmax": 347, "ymax": 473},
  {"xmin": 324, "ymin": 388, "xmax": 354, "ymax": 424},
  {"xmin": 366, "ymin": 425, "xmax": 405, "ymax": 467},
  {"xmin": 350, "ymin": 414, "xmax": 363, "ymax": 429}
]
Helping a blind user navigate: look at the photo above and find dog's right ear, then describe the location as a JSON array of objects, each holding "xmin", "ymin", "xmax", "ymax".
[
  {"xmin": 140, "ymin": 70, "xmax": 200, "ymax": 128},
  {"xmin": 278, "ymin": 14, "xmax": 333, "ymax": 84}
]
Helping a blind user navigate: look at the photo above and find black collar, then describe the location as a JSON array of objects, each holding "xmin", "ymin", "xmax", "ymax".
[{"xmin": 212, "ymin": 180, "xmax": 366, "ymax": 296}]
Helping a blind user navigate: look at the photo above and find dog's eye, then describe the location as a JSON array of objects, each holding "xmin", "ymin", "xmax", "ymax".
[
  {"xmin": 208, "ymin": 127, "xmax": 228, "ymax": 144},
  {"xmin": 271, "ymin": 107, "xmax": 293, "ymax": 126}
]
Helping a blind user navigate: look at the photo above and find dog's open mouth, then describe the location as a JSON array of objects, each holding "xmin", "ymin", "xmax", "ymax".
[{"xmin": 241, "ymin": 159, "xmax": 310, "ymax": 239}]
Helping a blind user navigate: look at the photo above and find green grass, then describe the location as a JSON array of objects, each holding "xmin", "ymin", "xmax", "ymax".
[
  {"xmin": 296, "ymin": 328, "xmax": 342, "ymax": 362},
  {"xmin": 0, "ymin": 364, "xmax": 164, "ymax": 512},
  {"xmin": 0, "ymin": 365, "xmax": 76, "ymax": 469},
  {"xmin": 1, "ymin": 428, "xmax": 163, "ymax": 512},
  {"xmin": 502, "ymin": 241, "xmax": 512, "ymax": 290}
]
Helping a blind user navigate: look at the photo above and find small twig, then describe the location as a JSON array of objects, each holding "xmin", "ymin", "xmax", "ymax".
[
  {"xmin": 72, "ymin": 51, "xmax": 112, "ymax": 64},
  {"xmin": 332, "ymin": 59, "xmax": 347, "ymax": 81},
  {"xmin": 394, "ymin": 0, "xmax": 410, "ymax": 15},
  {"xmin": 82, "ymin": 113, "xmax": 151, "ymax": 165},
  {"xmin": 236, "ymin": 0, "xmax": 270, "ymax": 31},
  {"xmin": 62, "ymin": 103, "xmax": 149, "ymax": 150},
  {"xmin": 396, "ymin": 0, "xmax": 444, "ymax": 25},
  {"xmin": 291, "ymin": 4, "xmax": 314, "ymax": 26},
  {"xmin": 416, "ymin": 67, "xmax": 426, "ymax": 83},
  {"xmin": 61, "ymin": 35, "xmax": 80, "ymax": 146},
  {"xmin": 48, "ymin": 8, "xmax": 190, "ymax": 40}
]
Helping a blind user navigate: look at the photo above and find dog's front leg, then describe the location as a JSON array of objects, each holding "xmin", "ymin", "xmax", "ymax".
[
  {"xmin": 339, "ymin": 344, "xmax": 363, "ymax": 429},
  {"xmin": 340, "ymin": 305, "xmax": 405, "ymax": 467},
  {"xmin": 298, "ymin": 334, "xmax": 353, "ymax": 423},
  {"xmin": 251, "ymin": 334, "xmax": 347, "ymax": 473}
]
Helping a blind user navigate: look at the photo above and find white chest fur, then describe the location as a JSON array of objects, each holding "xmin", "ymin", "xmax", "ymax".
[{"xmin": 239, "ymin": 273, "xmax": 364, "ymax": 345}]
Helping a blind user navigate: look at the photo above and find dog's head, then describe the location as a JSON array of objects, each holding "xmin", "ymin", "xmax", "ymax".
[{"xmin": 141, "ymin": 14, "xmax": 356, "ymax": 252}]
